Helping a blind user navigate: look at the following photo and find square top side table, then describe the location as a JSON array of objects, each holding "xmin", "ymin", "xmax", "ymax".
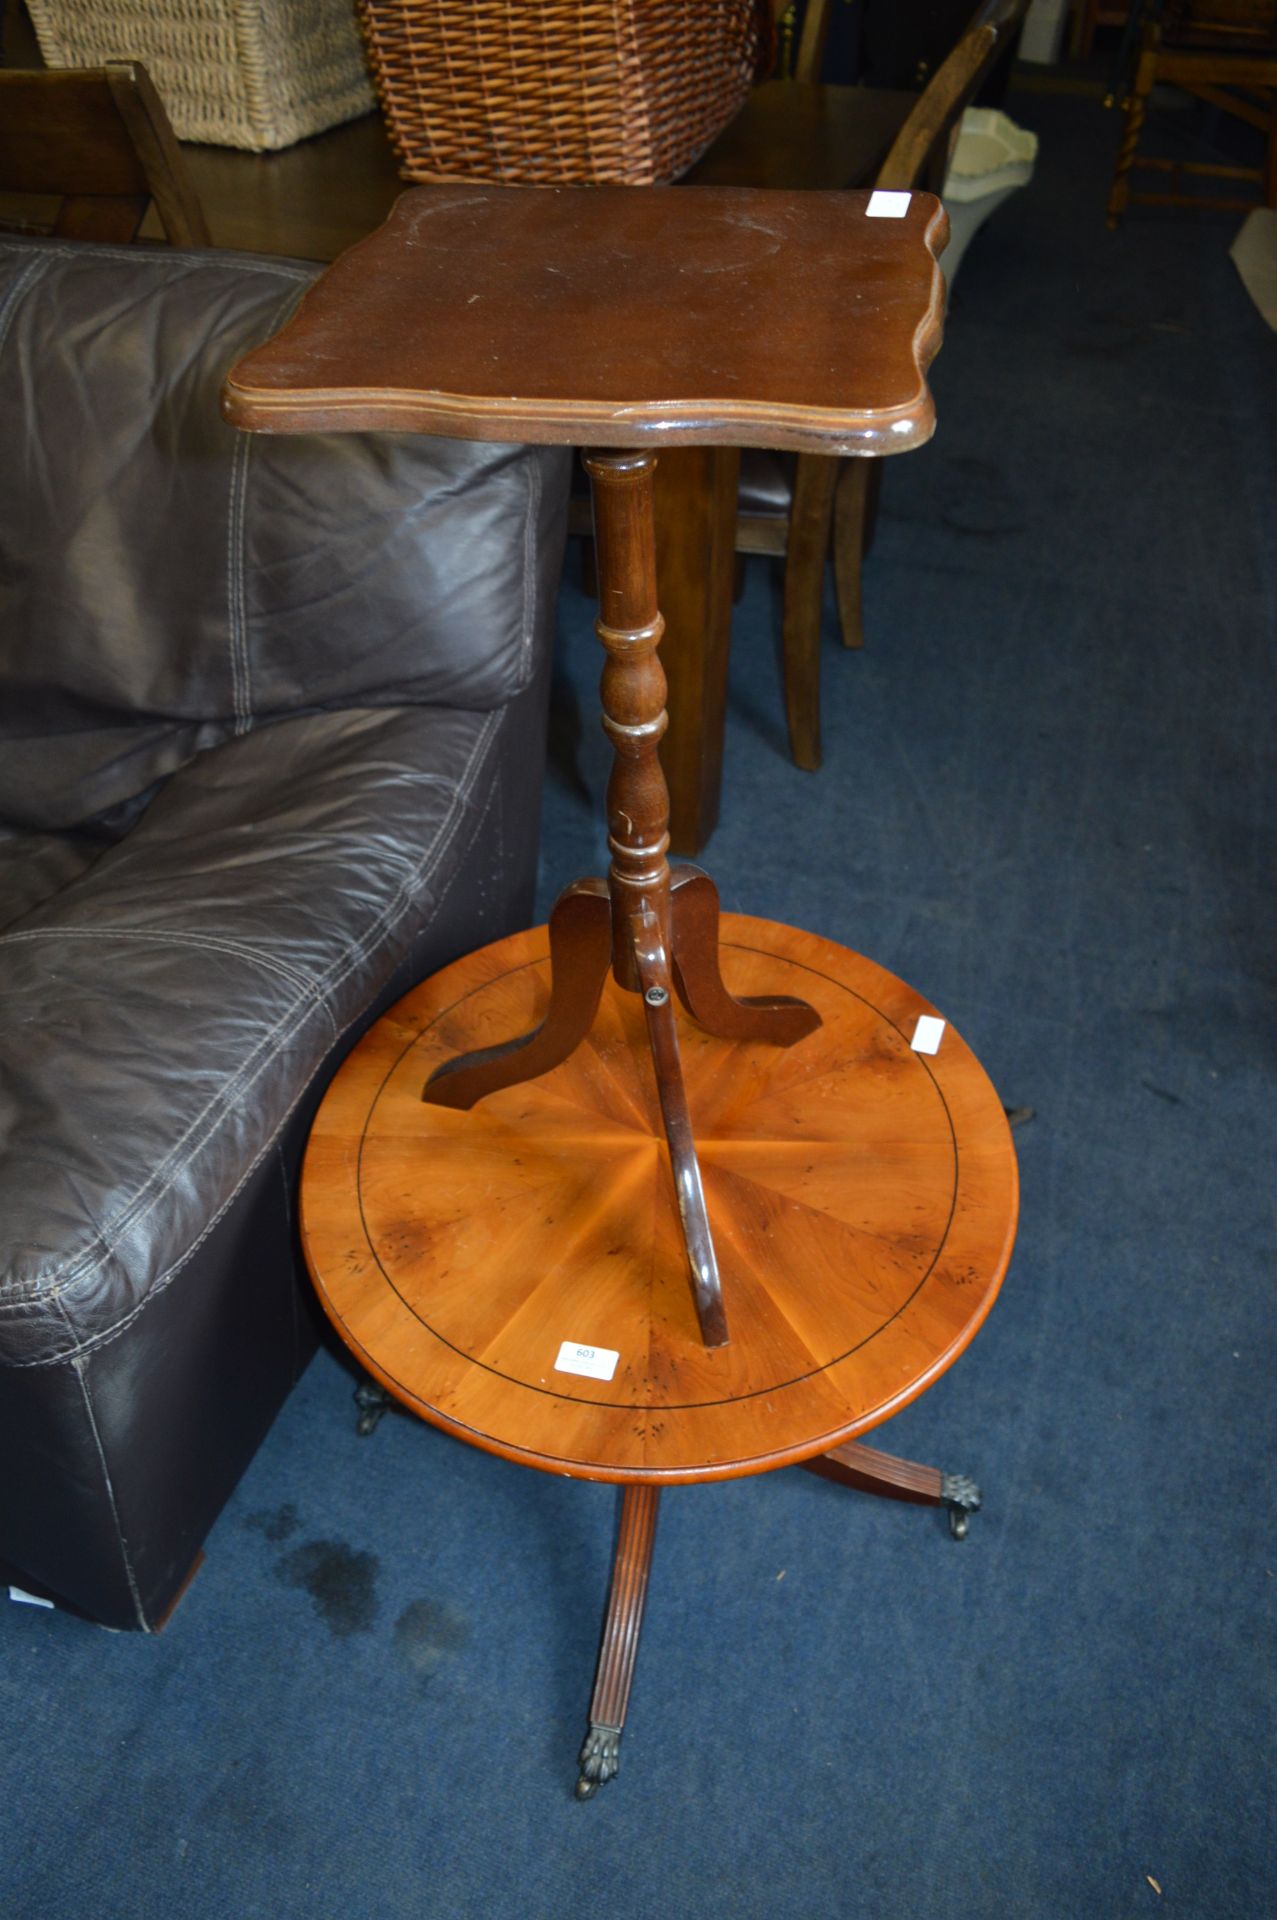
[{"xmin": 224, "ymin": 184, "xmax": 1018, "ymax": 1798}]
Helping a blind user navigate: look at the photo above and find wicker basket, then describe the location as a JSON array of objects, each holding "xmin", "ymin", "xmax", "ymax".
[
  {"xmin": 26, "ymin": 1, "xmax": 377, "ymax": 151},
  {"xmin": 357, "ymin": 0, "xmax": 774, "ymax": 186}
]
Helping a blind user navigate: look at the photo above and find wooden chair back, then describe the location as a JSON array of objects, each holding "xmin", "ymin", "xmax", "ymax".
[
  {"xmin": 1165, "ymin": 0, "xmax": 1277, "ymax": 49},
  {"xmin": 790, "ymin": 0, "xmax": 833, "ymax": 82},
  {"xmin": 876, "ymin": 0, "xmax": 1029, "ymax": 194},
  {"xmin": 0, "ymin": 63, "xmax": 209, "ymax": 246}
]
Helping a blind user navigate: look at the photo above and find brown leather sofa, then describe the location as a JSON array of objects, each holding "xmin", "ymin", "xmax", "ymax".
[{"xmin": 0, "ymin": 235, "xmax": 570, "ymax": 1630}]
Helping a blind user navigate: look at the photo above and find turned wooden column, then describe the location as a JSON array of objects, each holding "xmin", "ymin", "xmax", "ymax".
[
  {"xmin": 587, "ymin": 449, "xmax": 730, "ymax": 1348},
  {"xmin": 587, "ymin": 449, "xmax": 673, "ymax": 995}
]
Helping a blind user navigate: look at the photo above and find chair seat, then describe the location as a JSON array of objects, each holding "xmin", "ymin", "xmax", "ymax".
[{"xmin": 738, "ymin": 446, "xmax": 796, "ymax": 517}]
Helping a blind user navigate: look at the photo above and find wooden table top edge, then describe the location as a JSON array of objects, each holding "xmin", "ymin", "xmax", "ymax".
[
  {"xmin": 220, "ymin": 377, "xmax": 940, "ymax": 456},
  {"xmin": 303, "ymin": 1226, "xmax": 1016, "ymax": 1486},
  {"xmin": 219, "ymin": 187, "xmax": 949, "ymax": 458}
]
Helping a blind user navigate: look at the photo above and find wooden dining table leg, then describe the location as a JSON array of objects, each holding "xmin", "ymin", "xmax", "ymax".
[
  {"xmin": 782, "ymin": 453, "xmax": 839, "ymax": 771},
  {"xmin": 576, "ymin": 1484, "xmax": 661, "ymax": 1799},
  {"xmin": 653, "ymin": 445, "xmax": 740, "ymax": 857}
]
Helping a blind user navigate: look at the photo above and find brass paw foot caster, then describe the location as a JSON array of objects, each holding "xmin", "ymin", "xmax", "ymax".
[
  {"xmin": 353, "ymin": 1379, "xmax": 392, "ymax": 1437},
  {"xmin": 575, "ymin": 1724, "xmax": 622, "ymax": 1800},
  {"xmin": 941, "ymin": 1472, "xmax": 982, "ymax": 1540}
]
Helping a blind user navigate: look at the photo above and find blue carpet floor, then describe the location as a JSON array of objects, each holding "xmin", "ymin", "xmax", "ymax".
[{"xmin": 4, "ymin": 85, "xmax": 1275, "ymax": 1920}]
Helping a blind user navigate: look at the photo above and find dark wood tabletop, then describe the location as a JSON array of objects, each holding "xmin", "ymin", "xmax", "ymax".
[
  {"xmin": 686, "ymin": 80, "xmax": 927, "ymax": 192},
  {"xmin": 224, "ymin": 182, "xmax": 947, "ymax": 456},
  {"xmin": 202, "ymin": 87, "xmax": 945, "ymax": 856}
]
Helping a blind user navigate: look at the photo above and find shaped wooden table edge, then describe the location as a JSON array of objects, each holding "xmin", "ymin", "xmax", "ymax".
[
  {"xmin": 220, "ymin": 183, "xmax": 949, "ymax": 458},
  {"xmin": 220, "ymin": 183, "xmax": 948, "ymax": 860}
]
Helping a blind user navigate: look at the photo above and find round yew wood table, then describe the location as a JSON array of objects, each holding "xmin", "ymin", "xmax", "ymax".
[{"xmin": 301, "ymin": 912, "xmax": 1017, "ymax": 1795}]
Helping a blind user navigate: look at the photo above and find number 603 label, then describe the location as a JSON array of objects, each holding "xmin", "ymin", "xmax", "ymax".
[{"xmin": 554, "ymin": 1341, "xmax": 619, "ymax": 1382}]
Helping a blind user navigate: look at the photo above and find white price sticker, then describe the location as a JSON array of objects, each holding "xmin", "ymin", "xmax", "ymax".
[
  {"xmin": 866, "ymin": 190, "xmax": 911, "ymax": 219},
  {"xmin": 911, "ymin": 1015, "xmax": 946, "ymax": 1056},
  {"xmin": 554, "ymin": 1341, "xmax": 619, "ymax": 1383}
]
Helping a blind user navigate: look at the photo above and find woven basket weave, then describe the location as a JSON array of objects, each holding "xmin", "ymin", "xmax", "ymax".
[
  {"xmin": 358, "ymin": 0, "xmax": 774, "ymax": 186},
  {"xmin": 26, "ymin": 0, "xmax": 376, "ymax": 151}
]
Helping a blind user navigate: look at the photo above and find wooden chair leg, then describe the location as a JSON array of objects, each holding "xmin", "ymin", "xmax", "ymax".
[
  {"xmin": 802, "ymin": 1437, "xmax": 982, "ymax": 1539},
  {"xmin": 782, "ymin": 453, "xmax": 838, "ymax": 771},
  {"xmin": 833, "ymin": 458, "xmax": 875, "ymax": 651},
  {"xmin": 577, "ymin": 1485, "xmax": 661, "ymax": 1799},
  {"xmin": 861, "ymin": 455, "xmax": 882, "ymax": 556},
  {"xmin": 1107, "ymin": 43, "xmax": 1157, "ymax": 229}
]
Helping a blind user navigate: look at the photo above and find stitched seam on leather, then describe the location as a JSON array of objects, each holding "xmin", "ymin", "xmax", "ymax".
[
  {"xmin": 0, "ymin": 239, "xmax": 313, "ymax": 286},
  {"xmin": 519, "ymin": 454, "xmax": 541, "ymax": 688},
  {"xmin": 1, "ymin": 711, "xmax": 500, "ymax": 1308},
  {"xmin": 0, "ymin": 926, "xmax": 336, "ymax": 1029},
  {"xmin": 69, "ymin": 1335, "xmax": 148, "ymax": 1630},
  {"xmin": 7, "ymin": 992, "xmax": 324, "ymax": 1303},
  {"xmin": 227, "ymin": 427, "xmax": 252, "ymax": 734},
  {"xmin": 0, "ymin": 251, "xmax": 53, "ymax": 360},
  {"xmin": 227, "ymin": 283, "xmax": 300, "ymax": 736},
  {"xmin": 4, "ymin": 740, "xmax": 505, "ymax": 1364}
]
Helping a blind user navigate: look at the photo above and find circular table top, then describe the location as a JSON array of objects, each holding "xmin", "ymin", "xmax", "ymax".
[{"xmin": 302, "ymin": 916, "xmax": 1017, "ymax": 1485}]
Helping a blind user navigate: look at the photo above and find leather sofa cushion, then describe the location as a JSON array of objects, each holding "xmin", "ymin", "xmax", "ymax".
[
  {"xmin": 0, "ymin": 828, "xmax": 101, "ymax": 929},
  {"xmin": 0, "ymin": 237, "xmax": 556, "ymax": 831},
  {"xmin": 0, "ymin": 701, "xmax": 516, "ymax": 1368}
]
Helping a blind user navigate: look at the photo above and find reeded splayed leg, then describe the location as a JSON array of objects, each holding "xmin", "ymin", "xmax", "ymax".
[
  {"xmin": 422, "ymin": 878, "xmax": 611, "ymax": 1109},
  {"xmin": 576, "ymin": 1484, "xmax": 661, "ymax": 1800},
  {"xmin": 802, "ymin": 1438, "xmax": 983, "ymax": 1540}
]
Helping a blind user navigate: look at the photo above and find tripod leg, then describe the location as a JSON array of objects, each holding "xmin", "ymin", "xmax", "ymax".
[
  {"xmin": 423, "ymin": 878, "xmax": 611, "ymax": 1110},
  {"xmin": 633, "ymin": 917, "xmax": 729, "ymax": 1349},
  {"xmin": 576, "ymin": 1485, "xmax": 661, "ymax": 1800},
  {"xmin": 669, "ymin": 866, "xmax": 820, "ymax": 1048},
  {"xmin": 802, "ymin": 1438, "xmax": 982, "ymax": 1540}
]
